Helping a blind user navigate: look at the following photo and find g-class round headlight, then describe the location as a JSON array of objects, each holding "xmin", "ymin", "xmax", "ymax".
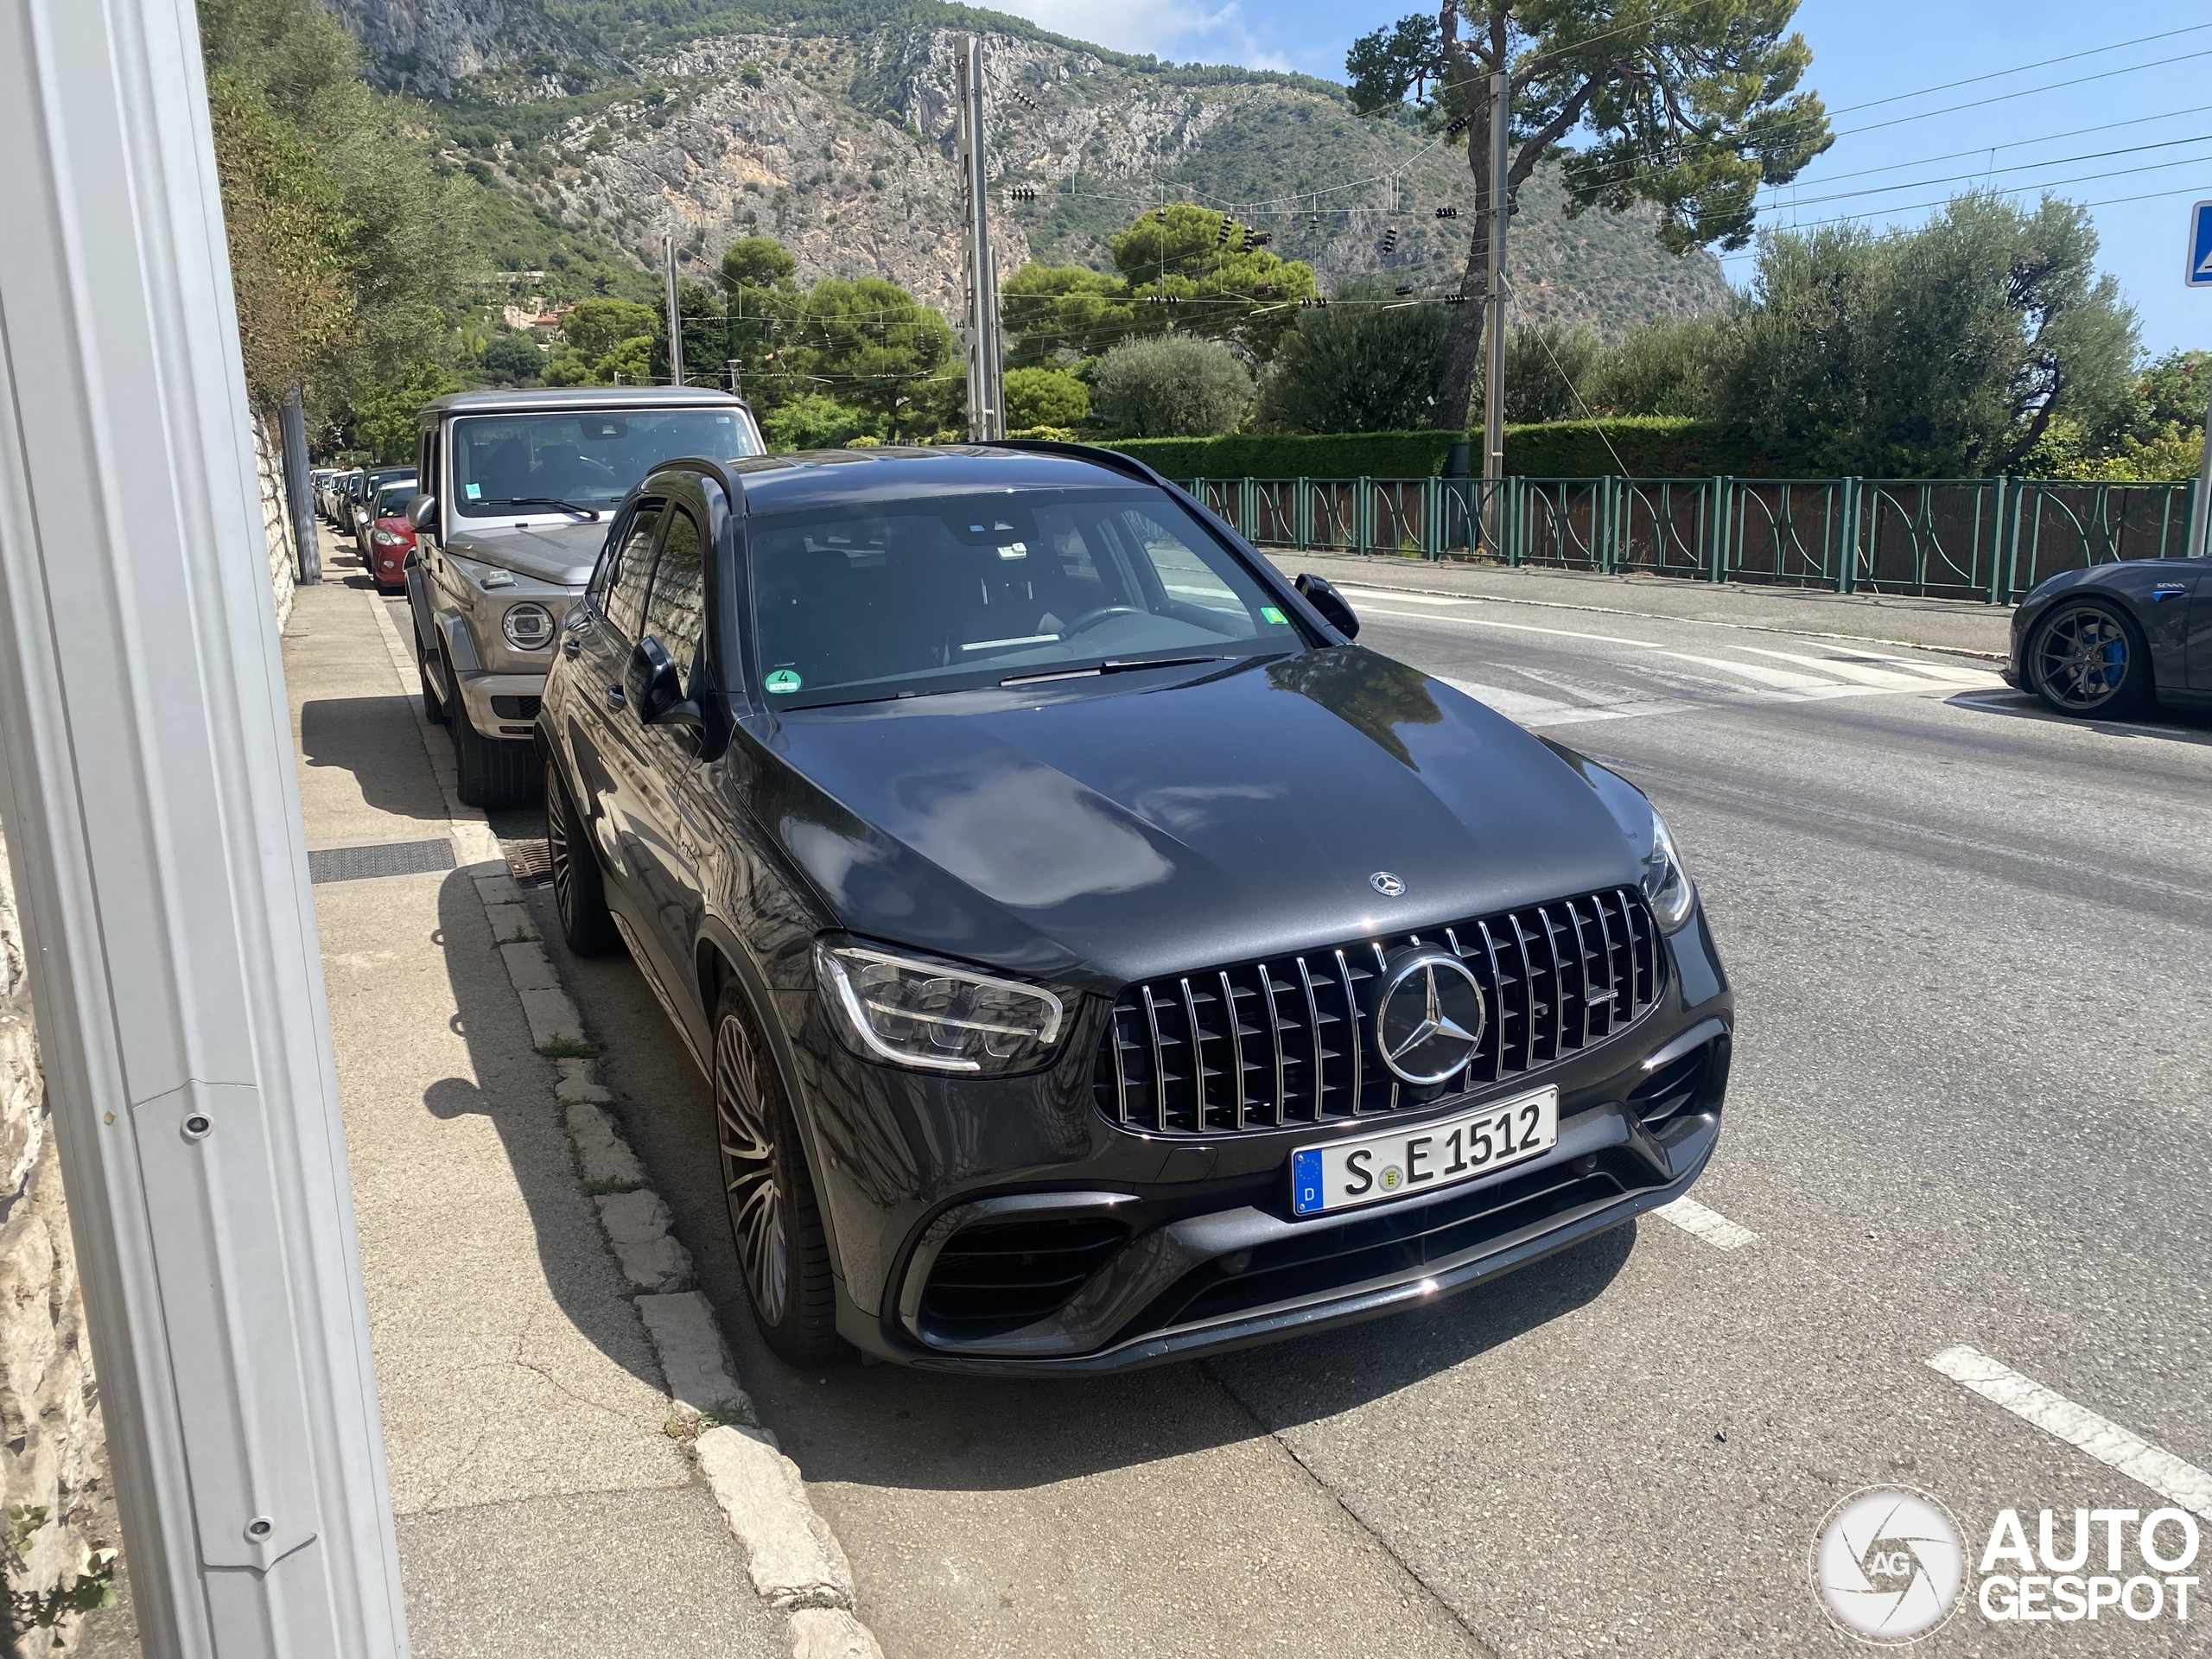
[
  {"xmin": 815, "ymin": 939, "xmax": 1065, "ymax": 1075},
  {"xmin": 1641, "ymin": 807, "xmax": 1695, "ymax": 933},
  {"xmin": 501, "ymin": 601, "xmax": 556, "ymax": 651}
]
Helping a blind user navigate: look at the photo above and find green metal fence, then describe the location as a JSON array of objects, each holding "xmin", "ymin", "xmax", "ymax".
[{"xmin": 1182, "ymin": 474, "xmax": 2200, "ymax": 604}]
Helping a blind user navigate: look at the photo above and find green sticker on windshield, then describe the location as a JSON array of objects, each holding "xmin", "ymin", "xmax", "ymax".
[
  {"xmin": 765, "ymin": 669, "xmax": 803, "ymax": 695},
  {"xmin": 1261, "ymin": 606, "xmax": 1287, "ymax": 624}
]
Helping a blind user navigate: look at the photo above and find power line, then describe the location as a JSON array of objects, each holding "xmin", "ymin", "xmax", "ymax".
[{"xmin": 1761, "ymin": 134, "xmax": 2212, "ymax": 215}]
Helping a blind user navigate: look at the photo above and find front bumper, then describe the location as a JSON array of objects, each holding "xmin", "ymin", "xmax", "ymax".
[
  {"xmin": 454, "ymin": 670, "xmax": 550, "ymax": 739},
  {"xmin": 791, "ymin": 906, "xmax": 1736, "ymax": 1374}
]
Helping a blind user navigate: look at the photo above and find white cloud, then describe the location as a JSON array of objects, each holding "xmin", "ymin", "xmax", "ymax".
[{"xmin": 987, "ymin": 0, "xmax": 1306, "ymax": 73}]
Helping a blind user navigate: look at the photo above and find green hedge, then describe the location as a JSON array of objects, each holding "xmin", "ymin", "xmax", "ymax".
[{"xmin": 1101, "ymin": 417, "xmax": 1752, "ymax": 480}]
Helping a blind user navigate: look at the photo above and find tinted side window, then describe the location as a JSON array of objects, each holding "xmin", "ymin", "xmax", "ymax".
[
  {"xmin": 604, "ymin": 501, "xmax": 664, "ymax": 640},
  {"xmin": 643, "ymin": 508, "xmax": 708, "ymax": 690}
]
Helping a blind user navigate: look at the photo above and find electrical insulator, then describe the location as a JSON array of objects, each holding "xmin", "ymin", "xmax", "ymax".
[
  {"xmin": 1009, "ymin": 89, "xmax": 1039, "ymax": 110},
  {"xmin": 1298, "ymin": 296, "xmax": 1329, "ymax": 309},
  {"xmin": 1217, "ymin": 218, "xmax": 1234, "ymax": 246},
  {"xmin": 1444, "ymin": 294, "xmax": 1469, "ymax": 306},
  {"xmin": 1381, "ymin": 227, "xmax": 1399, "ymax": 254},
  {"xmin": 1434, "ymin": 206, "xmax": 1459, "ymax": 219},
  {"xmin": 1446, "ymin": 115, "xmax": 1469, "ymax": 137},
  {"xmin": 1254, "ymin": 232, "xmax": 1271, "ymax": 247},
  {"xmin": 1242, "ymin": 228, "xmax": 1256, "ymax": 251},
  {"xmin": 1007, "ymin": 186, "xmax": 1039, "ymax": 201},
  {"xmin": 1253, "ymin": 283, "xmax": 1275, "ymax": 297}
]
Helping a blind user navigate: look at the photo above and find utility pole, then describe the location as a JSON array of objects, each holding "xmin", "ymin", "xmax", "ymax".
[
  {"xmin": 281, "ymin": 384, "xmax": 320, "ymax": 585},
  {"xmin": 726, "ymin": 357, "xmax": 744, "ymax": 400},
  {"xmin": 1481, "ymin": 69, "xmax": 1510, "ymax": 555},
  {"xmin": 2190, "ymin": 373, "xmax": 2212, "ymax": 560},
  {"xmin": 663, "ymin": 232, "xmax": 685, "ymax": 386},
  {"xmin": 0, "ymin": 2, "xmax": 407, "ymax": 1654},
  {"xmin": 955, "ymin": 35, "xmax": 1005, "ymax": 442}
]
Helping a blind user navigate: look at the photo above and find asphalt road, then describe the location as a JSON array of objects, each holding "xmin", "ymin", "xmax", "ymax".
[{"xmin": 499, "ymin": 581, "xmax": 2212, "ymax": 1659}]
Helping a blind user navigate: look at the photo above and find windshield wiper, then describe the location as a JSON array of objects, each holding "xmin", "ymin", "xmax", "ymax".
[
  {"xmin": 1001, "ymin": 655, "xmax": 1229, "ymax": 688},
  {"xmin": 485, "ymin": 497, "xmax": 601, "ymax": 520}
]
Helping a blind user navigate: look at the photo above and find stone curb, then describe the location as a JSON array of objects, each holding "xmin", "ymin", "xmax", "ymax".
[{"xmin": 366, "ymin": 590, "xmax": 885, "ymax": 1659}]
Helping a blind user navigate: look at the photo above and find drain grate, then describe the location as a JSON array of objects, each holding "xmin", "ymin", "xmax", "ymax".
[
  {"xmin": 504, "ymin": 839, "xmax": 553, "ymax": 887},
  {"xmin": 308, "ymin": 839, "xmax": 456, "ymax": 885}
]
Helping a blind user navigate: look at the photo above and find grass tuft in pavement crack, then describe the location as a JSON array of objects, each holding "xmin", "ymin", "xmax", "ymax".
[
  {"xmin": 536, "ymin": 1035, "xmax": 600, "ymax": 1058},
  {"xmin": 581, "ymin": 1177, "xmax": 639, "ymax": 1197}
]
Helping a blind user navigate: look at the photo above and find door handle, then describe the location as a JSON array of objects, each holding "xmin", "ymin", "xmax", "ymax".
[
  {"xmin": 563, "ymin": 636, "xmax": 582, "ymax": 658},
  {"xmin": 606, "ymin": 685, "xmax": 626, "ymax": 708}
]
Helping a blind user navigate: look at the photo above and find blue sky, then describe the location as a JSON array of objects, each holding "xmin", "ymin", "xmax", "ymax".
[{"xmin": 994, "ymin": 0, "xmax": 2212, "ymax": 357}]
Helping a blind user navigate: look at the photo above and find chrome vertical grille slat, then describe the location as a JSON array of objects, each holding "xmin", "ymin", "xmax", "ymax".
[{"xmin": 1094, "ymin": 888, "xmax": 1671, "ymax": 1135}]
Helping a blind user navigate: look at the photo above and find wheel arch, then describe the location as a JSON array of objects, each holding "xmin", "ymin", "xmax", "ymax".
[{"xmin": 694, "ymin": 918, "xmax": 851, "ymax": 1287}]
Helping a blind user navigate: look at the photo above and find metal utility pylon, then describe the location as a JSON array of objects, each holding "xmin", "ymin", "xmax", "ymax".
[
  {"xmin": 0, "ymin": 0, "xmax": 407, "ymax": 1651},
  {"xmin": 664, "ymin": 232, "xmax": 686, "ymax": 386},
  {"xmin": 955, "ymin": 35, "xmax": 1005, "ymax": 442}
]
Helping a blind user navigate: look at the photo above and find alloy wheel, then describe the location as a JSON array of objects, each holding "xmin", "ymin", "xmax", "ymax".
[
  {"xmin": 715, "ymin": 1012, "xmax": 786, "ymax": 1324},
  {"xmin": 549, "ymin": 781, "xmax": 579, "ymax": 937},
  {"xmin": 2033, "ymin": 605, "xmax": 2133, "ymax": 712}
]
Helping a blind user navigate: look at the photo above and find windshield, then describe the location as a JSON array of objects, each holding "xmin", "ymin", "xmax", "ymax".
[
  {"xmin": 372, "ymin": 480, "xmax": 417, "ymax": 516},
  {"xmin": 449, "ymin": 409, "xmax": 761, "ymax": 519},
  {"xmin": 747, "ymin": 487, "xmax": 1305, "ymax": 709}
]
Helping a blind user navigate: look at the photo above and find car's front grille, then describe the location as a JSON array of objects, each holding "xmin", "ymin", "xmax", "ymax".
[
  {"xmin": 491, "ymin": 695, "xmax": 542, "ymax": 720},
  {"xmin": 1093, "ymin": 888, "xmax": 1664, "ymax": 1136}
]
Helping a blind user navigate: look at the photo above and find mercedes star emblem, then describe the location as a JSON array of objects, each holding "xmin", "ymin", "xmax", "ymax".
[
  {"xmin": 1373, "ymin": 949, "xmax": 1486, "ymax": 1085},
  {"xmin": 1370, "ymin": 871, "xmax": 1406, "ymax": 897}
]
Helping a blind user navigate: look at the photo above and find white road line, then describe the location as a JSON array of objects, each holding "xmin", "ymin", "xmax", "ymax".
[
  {"xmin": 1361, "ymin": 607, "xmax": 1663, "ymax": 648},
  {"xmin": 1438, "ymin": 677, "xmax": 1694, "ymax": 728},
  {"xmin": 1336, "ymin": 585, "xmax": 1470, "ymax": 607},
  {"xmin": 1653, "ymin": 1196, "xmax": 1759, "ymax": 1250},
  {"xmin": 1659, "ymin": 651, "xmax": 1843, "ymax": 691},
  {"xmin": 1844, "ymin": 652, "xmax": 2004, "ymax": 687},
  {"xmin": 1738, "ymin": 646, "xmax": 1942, "ymax": 689},
  {"xmin": 1928, "ymin": 1347, "xmax": 2212, "ymax": 1521}
]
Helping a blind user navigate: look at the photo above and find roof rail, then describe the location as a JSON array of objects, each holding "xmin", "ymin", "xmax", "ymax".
[{"xmin": 651, "ymin": 454, "xmax": 746, "ymax": 508}]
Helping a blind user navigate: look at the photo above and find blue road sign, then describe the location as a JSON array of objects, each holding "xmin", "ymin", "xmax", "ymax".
[{"xmin": 2191, "ymin": 200, "xmax": 2212, "ymax": 288}]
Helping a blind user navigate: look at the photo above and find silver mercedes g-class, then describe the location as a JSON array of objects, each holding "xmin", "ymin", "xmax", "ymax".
[{"xmin": 404, "ymin": 386, "xmax": 763, "ymax": 804}]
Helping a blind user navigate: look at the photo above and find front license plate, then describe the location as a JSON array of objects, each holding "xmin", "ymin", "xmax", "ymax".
[{"xmin": 1290, "ymin": 1086, "xmax": 1559, "ymax": 1217}]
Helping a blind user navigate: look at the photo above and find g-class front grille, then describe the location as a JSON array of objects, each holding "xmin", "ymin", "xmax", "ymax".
[{"xmin": 1092, "ymin": 888, "xmax": 1664, "ymax": 1136}]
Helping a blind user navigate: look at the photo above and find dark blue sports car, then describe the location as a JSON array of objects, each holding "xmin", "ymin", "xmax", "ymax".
[
  {"xmin": 537, "ymin": 442, "xmax": 1736, "ymax": 1372},
  {"xmin": 2003, "ymin": 556, "xmax": 2212, "ymax": 718}
]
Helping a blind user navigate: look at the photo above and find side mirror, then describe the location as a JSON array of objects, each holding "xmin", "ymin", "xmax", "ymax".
[
  {"xmin": 1294, "ymin": 573, "xmax": 1360, "ymax": 640},
  {"xmin": 405, "ymin": 493, "xmax": 438, "ymax": 531},
  {"xmin": 625, "ymin": 636, "xmax": 687, "ymax": 724}
]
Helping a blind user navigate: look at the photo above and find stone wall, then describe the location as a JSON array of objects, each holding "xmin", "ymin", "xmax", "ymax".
[
  {"xmin": 257, "ymin": 408, "xmax": 297, "ymax": 632},
  {"xmin": 2, "ymin": 417, "xmax": 302, "ymax": 1650},
  {"xmin": 0, "ymin": 834, "xmax": 111, "ymax": 1655}
]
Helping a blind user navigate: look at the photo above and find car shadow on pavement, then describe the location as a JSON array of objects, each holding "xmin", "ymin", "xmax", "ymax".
[
  {"xmin": 1947, "ymin": 689, "xmax": 2212, "ymax": 745},
  {"xmin": 300, "ymin": 696, "xmax": 455, "ymax": 823},
  {"xmin": 411, "ymin": 868, "xmax": 671, "ymax": 1402}
]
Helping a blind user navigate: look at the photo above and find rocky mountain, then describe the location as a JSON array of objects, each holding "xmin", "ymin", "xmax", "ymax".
[{"xmin": 334, "ymin": 0, "xmax": 1731, "ymax": 339}]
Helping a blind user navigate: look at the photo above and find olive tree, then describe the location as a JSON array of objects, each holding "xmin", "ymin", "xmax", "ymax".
[
  {"xmin": 1091, "ymin": 337, "xmax": 1253, "ymax": 438},
  {"xmin": 1348, "ymin": 0, "xmax": 1834, "ymax": 428}
]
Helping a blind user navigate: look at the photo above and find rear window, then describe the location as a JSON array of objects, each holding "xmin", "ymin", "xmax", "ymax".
[{"xmin": 747, "ymin": 487, "xmax": 1303, "ymax": 709}]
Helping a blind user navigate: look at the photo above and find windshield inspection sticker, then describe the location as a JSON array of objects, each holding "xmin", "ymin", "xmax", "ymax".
[
  {"xmin": 764, "ymin": 670, "xmax": 803, "ymax": 694},
  {"xmin": 464, "ymin": 482, "xmax": 481, "ymax": 499},
  {"xmin": 1262, "ymin": 606, "xmax": 1287, "ymax": 624}
]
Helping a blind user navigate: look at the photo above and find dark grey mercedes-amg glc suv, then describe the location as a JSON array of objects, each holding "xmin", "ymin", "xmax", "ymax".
[{"xmin": 537, "ymin": 442, "xmax": 1735, "ymax": 1372}]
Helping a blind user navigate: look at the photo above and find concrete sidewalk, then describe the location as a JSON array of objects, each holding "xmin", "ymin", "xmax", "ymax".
[
  {"xmin": 1263, "ymin": 550, "xmax": 2016, "ymax": 659},
  {"xmin": 284, "ymin": 546, "xmax": 784, "ymax": 1656}
]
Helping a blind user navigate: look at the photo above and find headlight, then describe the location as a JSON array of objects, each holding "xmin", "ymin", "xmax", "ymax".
[
  {"xmin": 501, "ymin": 601, "xmax": 556, "ymax": 651},
  {"xmin": 1641, "ymin": 807, "xmax": 1695, "ymax": 933},
  {"xmin": 371, "ymin": 528, "xmax": 406, "ymax": 547},
  {"xmin": 814, "ymin": 939, "xmax": 1065, "ymax": 1075}
]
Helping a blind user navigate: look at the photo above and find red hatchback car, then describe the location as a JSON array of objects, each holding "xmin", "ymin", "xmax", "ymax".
[{"xmin": 365, "ymin": 514, "xmax": 415, "ymax": 593}]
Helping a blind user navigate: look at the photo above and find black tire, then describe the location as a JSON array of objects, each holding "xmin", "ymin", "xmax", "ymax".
[
  {"xmin": 418, "ymin": 634, "xmax": 448, "ymax": 726},
  {"xmin": 452, "ymin": 707, "xmax": 540, "ymax": 808},
  {"xmin": 546, "ymin": 765, "xmax": 620, "ymax": 957},
  {"xmin": 2027, "ymin": 599, "xmax": 2152, "ymax": 720},
  {"xmin": 712, "ymin": 982, "xmax": 839, "ymax": 1367}
]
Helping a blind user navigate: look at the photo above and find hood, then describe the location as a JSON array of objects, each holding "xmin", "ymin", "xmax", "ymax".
[
  {"xmin": 442, "ymin": 519, "xmax": 605, "ymax": 586},
  {"xmin": 751, "ymin": 647, "xmax": 1647, "ymax": 990}
]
